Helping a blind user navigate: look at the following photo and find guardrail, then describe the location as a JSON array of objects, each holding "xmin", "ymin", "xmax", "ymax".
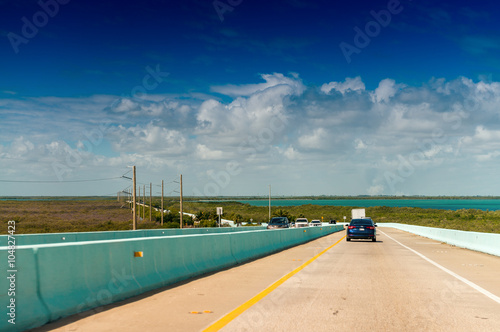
[
  {"xmin": 378, "ymin": 223, "xmax": 500, "ymax": 257},
  {"xmin": 0, "ymin": 225, "xmax": 344, "ymax": 332}
]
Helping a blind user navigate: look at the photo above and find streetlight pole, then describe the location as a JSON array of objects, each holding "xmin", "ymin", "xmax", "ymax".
[
  {"xmin": 161, "ymin": 180, "xmax": 164, "ymax": 226},
  {"xmin": 180, "ymin": 174, "xmax": 183, "ymax": 229},
  {"xmin": 132, "ymin": 166, "xmax": 136, "ymax": 230},
  {"xmin": 269, "ymin": 184, "xmax": 271, "ymax": 221}
]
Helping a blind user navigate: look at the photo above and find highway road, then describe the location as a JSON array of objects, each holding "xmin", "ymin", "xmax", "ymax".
[{"xmin": 31, "ymin": 227, "xmax": 500, "ymax": 332}]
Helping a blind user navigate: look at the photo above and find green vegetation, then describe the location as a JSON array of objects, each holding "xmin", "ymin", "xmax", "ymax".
[
  {"xmin": 172, "ymin": 201, "xmax": 500, "ymax": 233},
  {"xmin": 184, "ymin": 195, "xmax": 500, "ymax": 200},
  {"xmin": 1, "ymin": 198, "xmax": 499, "ymax": 234},
  {"xmin": 1, "ymin": 198, "xmax": 135, "ymax": 234},
  {"xmin": 367, "ymin": 206, "xmax": 500, "ymax": 233}
]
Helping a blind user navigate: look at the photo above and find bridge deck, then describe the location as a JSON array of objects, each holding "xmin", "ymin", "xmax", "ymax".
[{"xmin": 30, "ymin": 228, "xmax": 500, "ymax": 332}]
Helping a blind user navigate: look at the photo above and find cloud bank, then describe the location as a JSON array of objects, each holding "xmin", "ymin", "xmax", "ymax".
[{"xmin": 1, "ymin": 74, "xmax": 500, "ymax": 196}]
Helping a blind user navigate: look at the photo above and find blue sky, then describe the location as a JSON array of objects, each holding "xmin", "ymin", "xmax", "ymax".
[{"xmin": 1, "ymin": 0, "xmax": 500, "ymax": 196}]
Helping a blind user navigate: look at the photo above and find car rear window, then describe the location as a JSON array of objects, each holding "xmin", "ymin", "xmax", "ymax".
[
  {"xmin": 270, "ymin": 217, "xmax": 287, "ymax": 224},
  {"xmin": 350, "ymin": 219, "xmax": 373, "ymax": 226}
]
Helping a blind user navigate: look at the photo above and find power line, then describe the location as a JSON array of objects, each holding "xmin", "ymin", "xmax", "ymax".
[{"xmin": 0, "ymin": 176, "xmax": 123, "ymax": 183}]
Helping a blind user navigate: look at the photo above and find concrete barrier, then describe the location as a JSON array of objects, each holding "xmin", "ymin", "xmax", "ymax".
[
  {"xmin": 230, "ymin": 230, "xmax": 280, "ymax": 263},
  {"xmin": 378, "ymin": 223, "xmax": 500, "ymax": 257},
  {"xmin": 0, "ymin": 226, "xmax": 266, "ymax": 246},
  {"xmin": 0, "ymin": 225, "xmax": 342, "ymax": 332},
  {"xmin": 0, "ymin": 248, "xmax": 51, "ymax": 331}
]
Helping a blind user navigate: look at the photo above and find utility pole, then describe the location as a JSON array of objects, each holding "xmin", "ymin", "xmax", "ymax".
[
  {"xmin": 269, "ymin": 184, "xmax": 271, "ymax": 221},
  {"xmin": 149, "ymin": 182, "xmax": 152, "ymax": 223},
  {"xmin": 132, "ymin": 166, "xmax": 136, "ymax": 230},
  {"xmin": 180, "ymin": 174, "xmax": 183, "ymax": 229},
  {"xmin": 161, "ymin": 180, "xmax": 164, "ymax": 226},
  {"xmin": 138, "ymin": 186, "xmax": 141, "ymax": 221}
]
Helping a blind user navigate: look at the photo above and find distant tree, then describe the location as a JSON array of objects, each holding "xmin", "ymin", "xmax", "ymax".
[
  {"xmin": 194, "ymin": 210, "xmax": 219, "ymax": 227},
  {"xmin": 195, "ymin": 211, "xmax": 205, "ymax": 220},
  {"xmin": 234, "ymin": 214, "xmax": 243, "ymax": 226},
  {"xmin": 272, "ymin": 209, "xmax": 295, "ymax": 221}
]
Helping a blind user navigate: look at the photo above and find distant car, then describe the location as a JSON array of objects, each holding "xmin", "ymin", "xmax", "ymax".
[
  {"xmin": 310, "ymin": 219, "xmax": 321, "ymax": 226},
  {"xmin": 346, "ymin": 218, "xmax": 377, "ymax": 242},
  {"xmin": 329, "ymin": 219, "xmax": 336, "ymax": 224},
  {"xmin": 266, "ymin": 217, "xmax": 290, "ymax": 229},
  {"xmin": 294, "ymin": 218, "xmax": 309, "ymax": 228}
]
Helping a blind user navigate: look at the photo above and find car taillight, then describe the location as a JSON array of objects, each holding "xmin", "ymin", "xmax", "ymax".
[
  {"xmin": 367, "ymin": 226, "xmax": 375, "ymax": 230},
  {"xmin": 348, "ymin": 226, "xmax": 356, "ymax": 229}
]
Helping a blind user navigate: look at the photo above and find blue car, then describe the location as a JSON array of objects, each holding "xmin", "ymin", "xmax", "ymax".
[{"xmin": 346, "ymin": 218, "xmax": 377, "ymax": 242}]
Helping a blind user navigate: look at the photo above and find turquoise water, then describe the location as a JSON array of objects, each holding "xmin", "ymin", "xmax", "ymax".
[{"xmin": 237, "ymin": 199, "xmax": 500, "ymax": 211}]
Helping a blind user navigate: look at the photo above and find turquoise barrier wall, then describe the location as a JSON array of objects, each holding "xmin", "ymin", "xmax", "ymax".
[
  {"xmin": 0, "ymin": 248, "xmax": 51, "ymax": 331},
  {"xmin": 0, "ymin": 226, "xmax": 266, "ymax": 246},
  {"xmin": 0, "ymin": 225, "xmax": 343, "ymax": 332},
  {"xmin": 378, "ymin": 223, "xmax": 500, "ymax": 257}
]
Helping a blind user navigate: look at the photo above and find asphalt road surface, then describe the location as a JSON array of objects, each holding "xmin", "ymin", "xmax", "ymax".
[{"xmin": 32, "ymin": 227, "xmax": 500, "ymax": 332}]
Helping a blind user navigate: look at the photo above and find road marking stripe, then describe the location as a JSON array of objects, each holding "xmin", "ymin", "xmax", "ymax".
[
  {"xmin": 203, "ymin": 235, "xmax": 346, "ymax": 332},
  {"xmin": 380, "ymin": 230, "xmax": 500, "ymax": 304}
]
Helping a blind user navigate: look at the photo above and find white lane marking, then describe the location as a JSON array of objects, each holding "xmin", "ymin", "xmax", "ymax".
[{"xmin": 379, "ymin": 229, "xmax": 500, "ymax": 305}]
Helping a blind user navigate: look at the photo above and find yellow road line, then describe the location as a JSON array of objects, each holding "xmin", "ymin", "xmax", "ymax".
[{"xmin": 203, "ymin": 235, "xmax": 346, "ymax": 332}]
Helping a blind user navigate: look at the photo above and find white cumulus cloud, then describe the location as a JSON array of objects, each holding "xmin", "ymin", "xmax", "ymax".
[
  {"xmin": 211, "ymin": 72, "xmax": 305, "ymax": 97},
  {"xmin": 371, "ymin": 78, "xmax": 399, "ymax": 103},
  {"xmin": 321, "ymin": 76, "xmax": 365, "ymax": 95}
]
